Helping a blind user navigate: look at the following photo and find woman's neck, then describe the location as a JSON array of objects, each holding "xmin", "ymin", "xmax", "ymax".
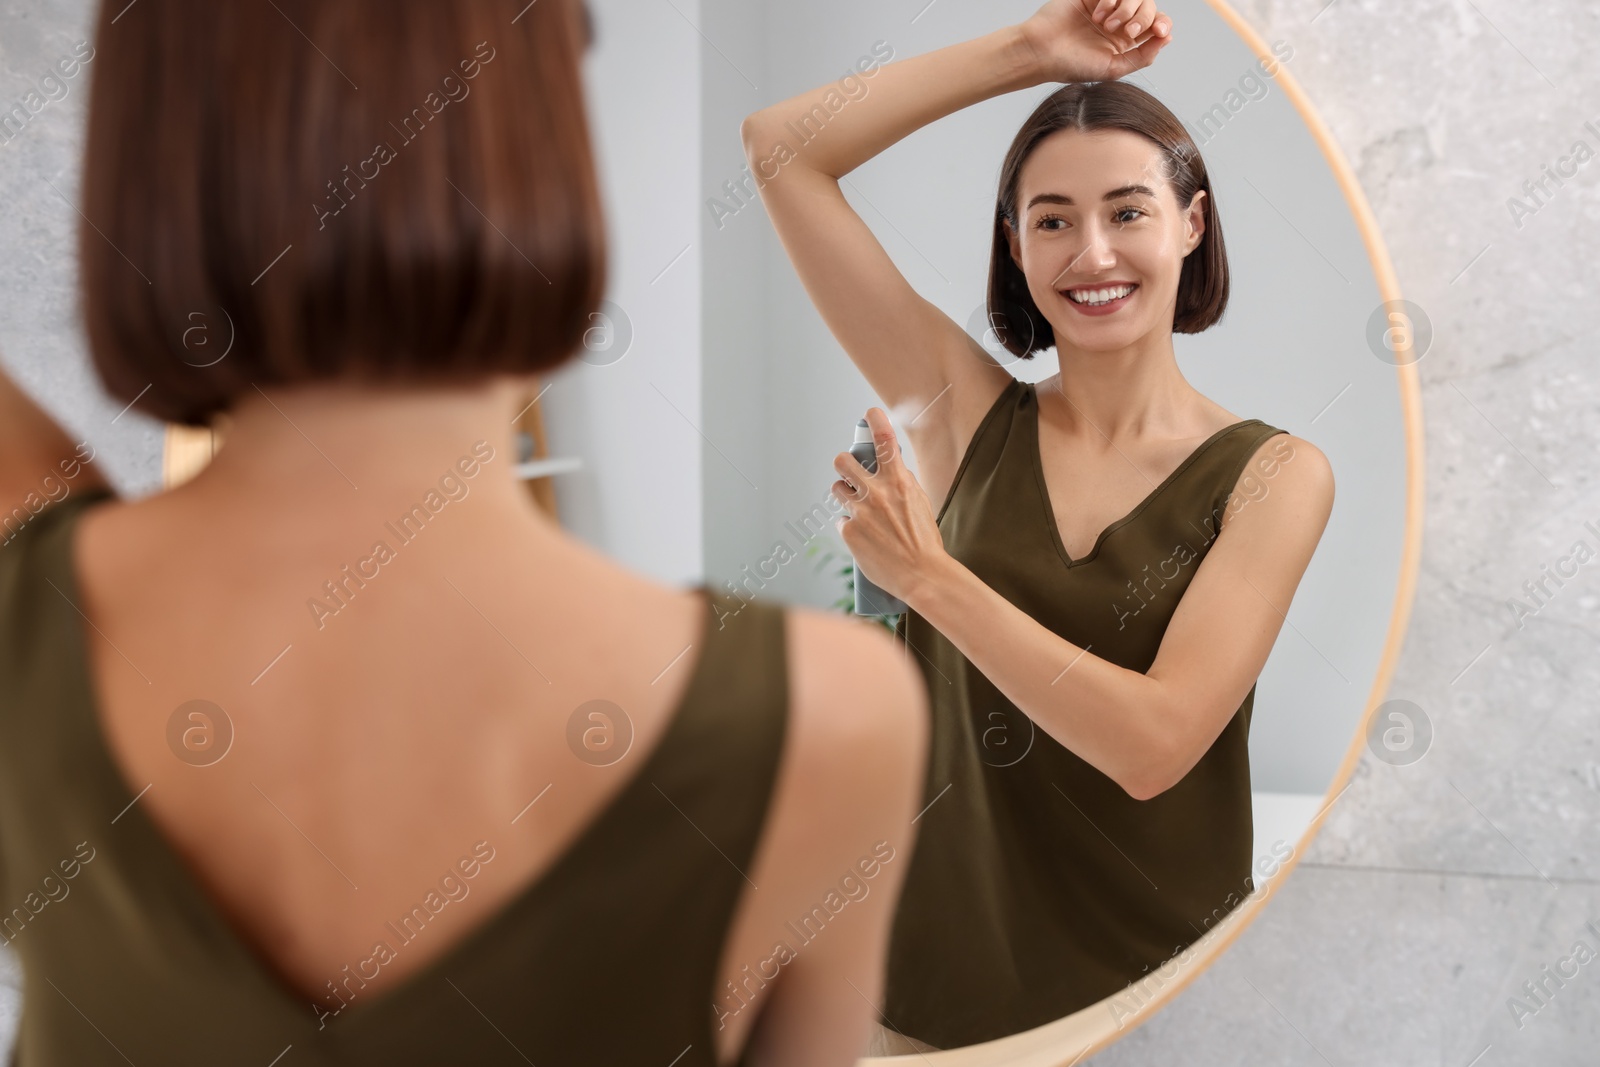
[
  {"xmin": 170, "ymin": 373, "xmax": 558, "ymax": 537},
  {"xmin": 1045, "ymin": 340, "xmax": 1209, "ymax": 440}
]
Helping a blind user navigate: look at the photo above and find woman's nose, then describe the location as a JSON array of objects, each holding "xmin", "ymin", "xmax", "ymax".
[{"xmin": 1076, "ymin": 225, "xmax": 1118, "ymax": 269}]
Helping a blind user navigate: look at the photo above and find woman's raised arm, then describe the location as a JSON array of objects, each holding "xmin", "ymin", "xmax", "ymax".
[
  {"xmin": 739, "ymin": 1, "xmax": 1170, "ymax": 449},
  {"xmin": 738, "ymin": 23, "xmax": 1042, "ymax": 418}
]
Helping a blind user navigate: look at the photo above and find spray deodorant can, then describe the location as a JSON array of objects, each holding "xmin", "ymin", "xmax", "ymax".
[{"xmin": 849, "ymin": 418, "xmax": 909, "ymax": 617}]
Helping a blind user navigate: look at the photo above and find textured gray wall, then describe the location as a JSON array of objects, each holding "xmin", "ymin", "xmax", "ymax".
[
  {"xmin": 2, "ymin": 1, "xmax": 1598, "ymax": 1066},
  {"xmin": 0, "ymin": 0, "xmax": 163, "ymax": 495}
]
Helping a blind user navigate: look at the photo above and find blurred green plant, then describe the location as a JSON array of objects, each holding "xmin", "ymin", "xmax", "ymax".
[{"xmin": 803, "ymin": 539, "xmax": 902, "ymax": 634}]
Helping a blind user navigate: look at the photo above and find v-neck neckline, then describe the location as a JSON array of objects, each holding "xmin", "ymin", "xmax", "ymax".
[
  {"xmin": 1026, "ymin": 382, "xmax": 1259, "ymax": 569},
  {"xmin": 52, "ymin": 487, "xmax": 723, "ymax": 1034}
]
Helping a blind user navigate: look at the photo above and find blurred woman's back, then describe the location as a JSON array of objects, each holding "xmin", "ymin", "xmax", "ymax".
[{"xmin": 0, "ymin": 2, "xmax": 927, "ymax": 1064}]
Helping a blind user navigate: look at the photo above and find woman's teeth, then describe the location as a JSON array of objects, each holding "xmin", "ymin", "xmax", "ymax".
[{"xmin": 1066, "ymin": 284, "xmax": 1136, "ymax": 306}]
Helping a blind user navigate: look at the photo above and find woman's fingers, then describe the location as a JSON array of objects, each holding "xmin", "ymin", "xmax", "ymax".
[
  {"xmin": 1123, "ymin": 1, "xmax": 1148, "ymax": 37},
  {"xmin": 1103, "ymin": 0, "xmax": 1165, "ymax": 39},
  {"xmin": 832, "ymin": 456, "xmax": 878, "ymax": 513},
  {"xmin": 1102, "ymin": 0, "xmax": 1142, "ymax": 32},
  {"xmin": 1126, "ymin": 0, "xmax": 1161, "ymax": 37},
  {"xmin": 833, "ymin": 411, "xmax": 909, "ymax": 518},
  {"xmin": 1108, "ymin": 28, "xmax": 1169, "ymax": 75},
  {"xmin": 833, "ymin": 450, "xmax": 872, "ymax": 487}
]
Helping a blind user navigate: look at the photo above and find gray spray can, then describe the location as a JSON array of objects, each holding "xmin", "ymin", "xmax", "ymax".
[{"xmin": 849, "ymin": 418, "xmax": 909, "ymax": 616}]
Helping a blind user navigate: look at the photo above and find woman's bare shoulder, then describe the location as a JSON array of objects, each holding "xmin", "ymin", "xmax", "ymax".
[{"xmin": 783, "ymin": 606, "xmax": 927, "ymax": 761}]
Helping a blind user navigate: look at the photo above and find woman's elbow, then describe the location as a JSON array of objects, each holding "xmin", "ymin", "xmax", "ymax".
[
  {"xmin": 1119, "ymin": 731, "xmax": 1184, "ymax": 802},
  {"xmin": 739, "ymin": 112, "xmax": 775, "ymax": 158}
]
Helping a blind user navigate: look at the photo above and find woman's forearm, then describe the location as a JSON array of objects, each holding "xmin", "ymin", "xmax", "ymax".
[
  {"xmin": 742, "ymin": 24, "xmax": 1042, "ymax": 181},
  {"xmin": 908, "ymin": 555, "xmax": 1174, "ymax": 800}
]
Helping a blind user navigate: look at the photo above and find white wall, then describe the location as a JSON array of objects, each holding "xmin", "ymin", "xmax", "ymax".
[
  {"xmin": 558, "ymin": 0, "xmax": 705, "ymax": 582},
  {"xmin": 699, "ymin": 0, "xmax": 774, "ymax": 598}
]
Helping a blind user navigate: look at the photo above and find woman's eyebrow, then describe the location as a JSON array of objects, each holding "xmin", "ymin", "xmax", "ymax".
[{"xmin": 1025, "ymin": 184, "xmax": 1157, "ymax": 210}]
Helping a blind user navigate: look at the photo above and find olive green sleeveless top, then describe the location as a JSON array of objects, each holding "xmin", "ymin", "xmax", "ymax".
[
  {"xmin": 882, "ymin": 377, "xmax": 1288, "ymax": 1048},
  {"xmin": 0, "ymin": 486, "xmax": 787, "ymax": 1066}
]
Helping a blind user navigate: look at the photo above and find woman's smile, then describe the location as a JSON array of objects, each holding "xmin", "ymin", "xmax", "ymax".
[{"xmin": 1060, "ymin": 281, "xmax": 1139, "ymax": 315}]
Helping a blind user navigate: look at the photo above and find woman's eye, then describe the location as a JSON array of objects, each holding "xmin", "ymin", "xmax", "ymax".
[{"xmin": 1034, "ymin": 208, "xmax": 1143, "ymax": 232}]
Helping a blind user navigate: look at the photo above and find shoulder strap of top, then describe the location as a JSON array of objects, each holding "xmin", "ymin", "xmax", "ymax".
[
  {"xmin": 655, "ymin": 587, "xmax": 791, "ymax": 1053},
  {"xmin": 1199, "ymin": 421, "xmax": 1293, "ymax": 521}
]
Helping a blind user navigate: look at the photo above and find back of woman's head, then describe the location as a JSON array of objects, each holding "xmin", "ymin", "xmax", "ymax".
[
  {"xmin": 81, "ymin": 0, "xmax": 605, "ymax": 427},
  {"xmin": 986, "ymin": 79, "xmax": 1228, "ymax": 360}
]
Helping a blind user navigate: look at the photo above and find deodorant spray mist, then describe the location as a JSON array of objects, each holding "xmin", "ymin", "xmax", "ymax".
[{"xmin": 849, "ymin": 418, "xmax": 908, "ymax": 616}]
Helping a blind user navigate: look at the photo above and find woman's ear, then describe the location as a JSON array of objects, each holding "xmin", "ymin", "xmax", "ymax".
[
  {"xmin": 1183, "ymin": 189, "xmax": 1207, "ymax": 255},
  {"xmin": 1002, "ymin": 216, "xmax": 1023, "ymax": 270}
]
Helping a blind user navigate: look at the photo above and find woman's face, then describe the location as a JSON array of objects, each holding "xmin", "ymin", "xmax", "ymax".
[{"xmin": 1004, "ymin": 127, "xmax": 1205, "ymax": 354}]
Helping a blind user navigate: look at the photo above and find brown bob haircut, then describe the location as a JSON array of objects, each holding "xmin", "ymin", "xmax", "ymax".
[
  {"xmin": 988, "ymin": 80, "xmax": 1228, "ymax": 360},
  {"xmin": 80, "ymin": 0, "xmax": 606, "ymax": 427}
]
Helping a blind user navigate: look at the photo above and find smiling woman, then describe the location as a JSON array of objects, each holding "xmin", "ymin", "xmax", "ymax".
[{"xmin": 741, "ymin": 0, "xmax": 1340, "ymax": 1054}]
